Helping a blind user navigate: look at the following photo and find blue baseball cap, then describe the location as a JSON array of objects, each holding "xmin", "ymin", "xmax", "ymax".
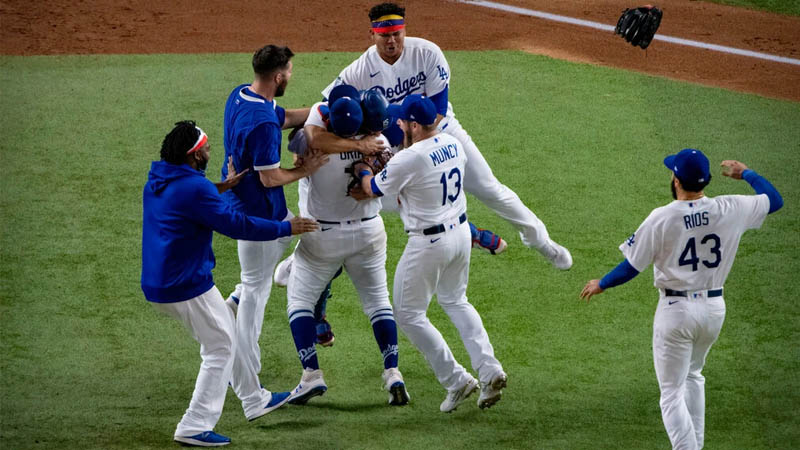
[
  {"xmin": 327, "ymin": 84, "xmax": 360, "ymax": 107},
  {"xmin": 664, "ymin": 148, "xmax": 711, "ymax": 188},
  {"xmin": 387, "ymin": 94, "xmax": 437, "ymax": 126},
  {"xmin": 329, "ymin": 97, "xmax": 363, "ymax": 137},
  {"xmin": 382, "ymin": 121, "xmax": 405, "ymax": 147},
  {"xmin": 360, "ymin": 89, "xmax": 391, "ymax": 132}
]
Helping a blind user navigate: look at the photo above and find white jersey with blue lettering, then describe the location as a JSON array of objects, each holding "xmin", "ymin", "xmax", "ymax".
[
  {"xmin": 374, "ymin": 132, "xmax": 466, "ymax": 232},
  {"xmin": 322, "ymin": 37, "xmax": 452, "ymax": 114},
  {"xmin": 620, "ymin": 194, "xmax": 770, "ymax": 291},
  {"xmin": 304, "ymin": 101, "xmax": 387, "ymax": 221}
]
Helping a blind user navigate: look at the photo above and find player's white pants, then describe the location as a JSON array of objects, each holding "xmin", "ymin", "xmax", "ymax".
[
  {"xmin": 231, "ymin": 212, "xmax": 294, "ymax": 418},
  {"xmin": 151, "ymin": 286, "xmax": 235, "ymax": 437},
  {"xmin": 441, "ymin": 117, "xmax": 551, "ymax": 249},
  {"xmin": 393, "ymin": 221, "xmax": 503, "ymax": 390},
  {"xmin": 653, "ymin": 292, "xmax": 726, "ymax": 450},
  {"xmin": 286, "ymin": 216, "xmax": 391, "ymax": 324}
]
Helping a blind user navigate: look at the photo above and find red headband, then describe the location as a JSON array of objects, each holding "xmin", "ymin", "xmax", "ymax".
[{"xmin": 186, "ymin": 127, "xmax": 208, "ymax": 154}]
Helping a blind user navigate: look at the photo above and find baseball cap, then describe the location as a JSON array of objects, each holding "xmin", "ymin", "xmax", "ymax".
[
  {"xmin": 327, "ymin": 84, "xmax": 360, "ymax": 108},
  {"xmin": 663, "ymin": 148, "xmax": 711, "ymax": 189},
  {"xmin": 387, "ymin": 94, "xmax": 437, "ymax": 126},
  {"xmin": 329, "ymin": 97, "xmax": 363, "ymax": 137},
  {"xmin": 360, "ymin": 89, "xmax": 391, "ymax": 132}
]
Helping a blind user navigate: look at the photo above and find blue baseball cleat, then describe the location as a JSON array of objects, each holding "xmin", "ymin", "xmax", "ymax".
[
  {"xmin": 174, "ymin": 431, "xmax": 231, "ymax": 447},
  {"xmin": 247, "ymin": 391, "xmax": 291, "ymax": 421},
  {"xmin": 470, "ymin": 222, "xmax": 507, "ymax": 255}
]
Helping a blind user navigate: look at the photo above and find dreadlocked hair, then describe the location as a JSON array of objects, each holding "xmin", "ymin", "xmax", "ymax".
[
  {"xmin": 369, "ymin": 2, "xmax": 405, "ymax": 21},
  {"xmin": 160, "ymin": 120, "xmax": 200, "ymax": 164}
]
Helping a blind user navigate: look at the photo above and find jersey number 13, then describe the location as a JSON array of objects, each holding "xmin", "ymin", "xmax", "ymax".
[
  {"xmin": 678, "ymin": 234, "xmax": 721, "ymax": 271},
  {"xmin": 439, "ymin": 168, "xmax": 462, "ymax": 205}
]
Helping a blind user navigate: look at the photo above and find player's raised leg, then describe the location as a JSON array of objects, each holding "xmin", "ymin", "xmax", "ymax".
[{"xmin": 448, "ymin": 124, "xmax": 571, "ymax": 269}]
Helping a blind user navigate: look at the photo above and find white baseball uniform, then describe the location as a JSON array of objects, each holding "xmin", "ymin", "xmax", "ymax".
[
  {"xmin": 286, "ymin": 102, "xmax": 395, "ymax": 341},
  {"xmin": 621, "ymin": 194, "xmax": 770, "ymax": 450},
  {"xmin": 323, "ymin": 37, "xmax": 553, "ymax": 250},
  {"xmin": 375, "ymin": 131, "xmax": 504, "ymax": 390}
]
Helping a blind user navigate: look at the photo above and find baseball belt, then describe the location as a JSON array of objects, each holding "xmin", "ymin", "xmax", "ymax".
[
  {"xmin": 421, "ymin": 213, "xmax": 468, "ymax": 236},
  {"xmin": 664, "ymin": 288, "xmax": 723, "ymax": 298},
  {"xmin": 317, "ymin": 215, "xmax": 378, "ymax": 225}
]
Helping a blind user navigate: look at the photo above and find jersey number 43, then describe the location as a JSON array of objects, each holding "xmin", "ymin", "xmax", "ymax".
[{"xmin": 679, "ymin": 234, "xmax": 721, "ymax": 271}]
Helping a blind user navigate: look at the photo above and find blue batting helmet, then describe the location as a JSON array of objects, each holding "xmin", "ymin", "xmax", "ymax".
[{"xmin": 360, "ymin": 89, "xmax": 391, "ymax": 132}]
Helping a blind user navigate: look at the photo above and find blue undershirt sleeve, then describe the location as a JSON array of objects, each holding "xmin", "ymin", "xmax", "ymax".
[
  {"xmin": 599, "ymin": 259, "xmax": 640, "ymax": 290},
  {"xmin": 370, "ymin": 177, "xmax": 384, "ymax": 197},
  {"xmin": 429, "ymin": 86, "xmax": 449, "ymax": 117},
  {"xmin": 742, "ymin": 169, "xmax": 783, "ymax": 214}
]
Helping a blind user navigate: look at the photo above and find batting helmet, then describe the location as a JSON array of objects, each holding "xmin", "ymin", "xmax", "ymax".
[{"xmin": 360, "ymin": 89, "xmax": 391, "ymax": 132}]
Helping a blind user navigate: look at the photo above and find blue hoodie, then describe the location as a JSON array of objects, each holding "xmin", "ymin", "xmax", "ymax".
[{"xmin": 141, "ymin": 160, "xmax": 291, "ymax": 303}]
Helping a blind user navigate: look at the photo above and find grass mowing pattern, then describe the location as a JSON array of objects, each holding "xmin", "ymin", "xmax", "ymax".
[{"xmin": 1, "ymin": 51, "xmax": 798, "ymax": 449}]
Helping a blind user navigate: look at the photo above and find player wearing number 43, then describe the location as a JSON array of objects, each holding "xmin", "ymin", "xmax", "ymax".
[
  {"xmin": 580, "ymin": 149, "xmax": 783, "ymax": 450},
  {"xmin": 356, "ymin": 94, "xmax": 507, "ymax": 412}
]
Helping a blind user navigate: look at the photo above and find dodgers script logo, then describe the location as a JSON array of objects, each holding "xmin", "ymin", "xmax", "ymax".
[{"xmin": 371, "ymin": 71, "xmax": 427, "ymax": 103}]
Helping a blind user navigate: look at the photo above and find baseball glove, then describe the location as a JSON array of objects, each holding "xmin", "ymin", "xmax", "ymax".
[
  {"xmin": 344, "ymin": 150, "xmax": 393, "ymax": 193},
  {"xmin": 615, "ymin": 6, "xmax": 663, "ymax": 50}
]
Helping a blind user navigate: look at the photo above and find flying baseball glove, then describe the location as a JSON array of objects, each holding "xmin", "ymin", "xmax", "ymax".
[
  {"xmin": 615, "ymin": 6, "xmax": 662, "ymax": 50},
  {"xmin": 345, "ymin": 150, "xmax": 393, "ymax": 193}
]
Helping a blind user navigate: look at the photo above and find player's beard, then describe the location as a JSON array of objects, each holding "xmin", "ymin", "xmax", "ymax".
[
  {"xmin": 670, "ymin": 180, "xmax": 677, "ymax": 200},
  {"xmin": 275, "ymin": 78, "xmax": 289, "ymax": 97},
  {"xmin": 197, "ymin": 153, "xmax": 209, "ymax": 173}
]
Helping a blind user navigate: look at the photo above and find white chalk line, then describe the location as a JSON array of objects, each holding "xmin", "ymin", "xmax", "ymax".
[{"xmin": 460, "ymin": 0, "xmax": 800, "ymax": 66}]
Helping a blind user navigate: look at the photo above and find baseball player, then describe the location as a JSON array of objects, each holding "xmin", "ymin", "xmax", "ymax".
[
  {"xmin": 356, "ymin": 94, "xmax": 507, "ymax": 412},
  {"xmin": 285, "ymin": 84, "xmax": 410, "ymax": 406},
  {"xmin": 580, "ymin": 149, "xmax": 783, "ymax": 449},
  {"xmin": 322, "ymin": 2, "xmax": 570, "ymax": 268},
  {"xmin": 141, "ymin": 121, "xmax": 319, "ymax": 446},
  {"xmin": 221, "ymin": 44, "xmax": 328, "ymax": 421}
]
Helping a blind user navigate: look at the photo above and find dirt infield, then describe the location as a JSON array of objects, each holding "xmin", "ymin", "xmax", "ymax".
[{"xmin": 1, "ymin": 0, "xmax": 798, "ymax": 101}]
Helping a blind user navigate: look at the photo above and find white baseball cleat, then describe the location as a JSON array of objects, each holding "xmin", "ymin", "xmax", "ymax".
[
  {"xmin": 440, "ymin": 376, "xmax": 479, "ymax": 413},
  {"xmin": 273, "ymin": 254, "xmax": 294, "ymax": 288},
  {"xmin": 540, "ymin": 240, "xmax": 573, "ymax": 270},
  {"xmin": 288, "ymin": 368, "xmax": 327, "ymax": 405},
  {"xmin": 382, "ymin": 367, "xmax": 410, "ymax": 406},
  {"xmin": 477, "ymin": 371, "xmax": 507, "ymax": 409},
  {"xmin": 224, "ymin": 284, "xmax": 242, "ymax": 316}
]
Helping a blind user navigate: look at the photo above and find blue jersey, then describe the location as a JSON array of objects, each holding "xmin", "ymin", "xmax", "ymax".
[{"xmin": 222, "ymin": 84, "xmax": 288, "ymax": 220}]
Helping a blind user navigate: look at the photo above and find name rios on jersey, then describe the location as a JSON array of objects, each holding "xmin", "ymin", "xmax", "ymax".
[
  {"xmin": 371, "ymin": 71, "xmax": 427, "ymax": 103},
  {"xmin": 429, "ymin": 142, "xmax": 459, "ymax": 166}
]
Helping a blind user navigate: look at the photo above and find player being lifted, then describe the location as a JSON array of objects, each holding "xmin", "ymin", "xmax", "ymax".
[
  {"xmin": 356, "ymin": 94, "xmax": 508, "ymax": 412},
  {"xmin": 581, "ymin": 149, "xmax": 783, "ymax": 449},
  {"xmin": 284, "ymin": 84, "xmax": 410, "ymax": 407},
  {"xmin": 322, "ymin": 2, "xmax": 572, "ymax": 268}
]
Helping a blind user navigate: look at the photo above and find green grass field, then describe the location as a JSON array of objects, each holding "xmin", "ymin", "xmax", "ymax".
[
  {"xmin": 708, "ymin": 0, "xmax": 800, "ymax": 15},
  {"xmin": 1, "ymin": 49, "xmax": 798, "ymax": 450}
]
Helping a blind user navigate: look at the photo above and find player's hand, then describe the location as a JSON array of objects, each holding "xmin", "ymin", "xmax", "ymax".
[
  {"xmin": 299, "ymin": 149, "xmax": 329, "ymax": 175},
  {"xmin": 289, "ymin": 217, "xmax": 320, "ymax": 235},
  {"xmin": 720, "ymin": 160, "xmax": 748, "ymax": 179},
  {"xmin": 580, "ymin": 279, "xmax": 604, "ymax": 302},
  {"xmin": 215, "ymin": 156, "xmax": 250, "ymax": 193},
  {"xmin": 348, "ymin": 184, "xmax": 371, "ymax": 200},
  {"xmin": 357, "ymin": 135, "xmax": 387, "ymax": 155}
]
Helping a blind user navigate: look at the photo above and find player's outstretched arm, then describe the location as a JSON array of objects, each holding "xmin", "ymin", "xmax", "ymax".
[
  {"xmin": 215, "ymin": 156, "xmax": 250, "ymax": 194},
  {"xmin": 283, "ymin": 107, "xmax": 311, "ymax": 129},
  {"xmin": 258, "ymin": 150, "xmax": 328, "ymax": 187},
  {"xmin": 305, "ymin": 124, "xmax": 386, "ymax": 155},
  {"xmin": 288, "ymin": 216, "xmax": 320, "ymax": 235},
  {"xmin": 580, "ymin": 279, "xmax": 604, "ymax": 302},
  {"xmin": 722, "ymin": 160, "xmax": 783, "ymax": 214}
]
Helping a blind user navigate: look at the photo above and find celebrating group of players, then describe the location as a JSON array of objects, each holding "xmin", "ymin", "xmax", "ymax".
[{"xmin": 140, "ymin": 3, "xmax": 783, "ymax": 449}]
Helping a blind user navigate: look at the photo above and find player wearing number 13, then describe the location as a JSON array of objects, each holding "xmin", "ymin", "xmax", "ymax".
[
  {"xmin": 357, "ymin": 95, "xmax": 506, "ymax": 412},
  {"xmin": 580, "ymin": 149, "xmax": 783, "ymax": 450}
]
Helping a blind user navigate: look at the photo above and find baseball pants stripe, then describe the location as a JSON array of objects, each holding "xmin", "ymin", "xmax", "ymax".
[{"xmin": 151, "ymin": 286, "xmax": 235, "ymax": 437}]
